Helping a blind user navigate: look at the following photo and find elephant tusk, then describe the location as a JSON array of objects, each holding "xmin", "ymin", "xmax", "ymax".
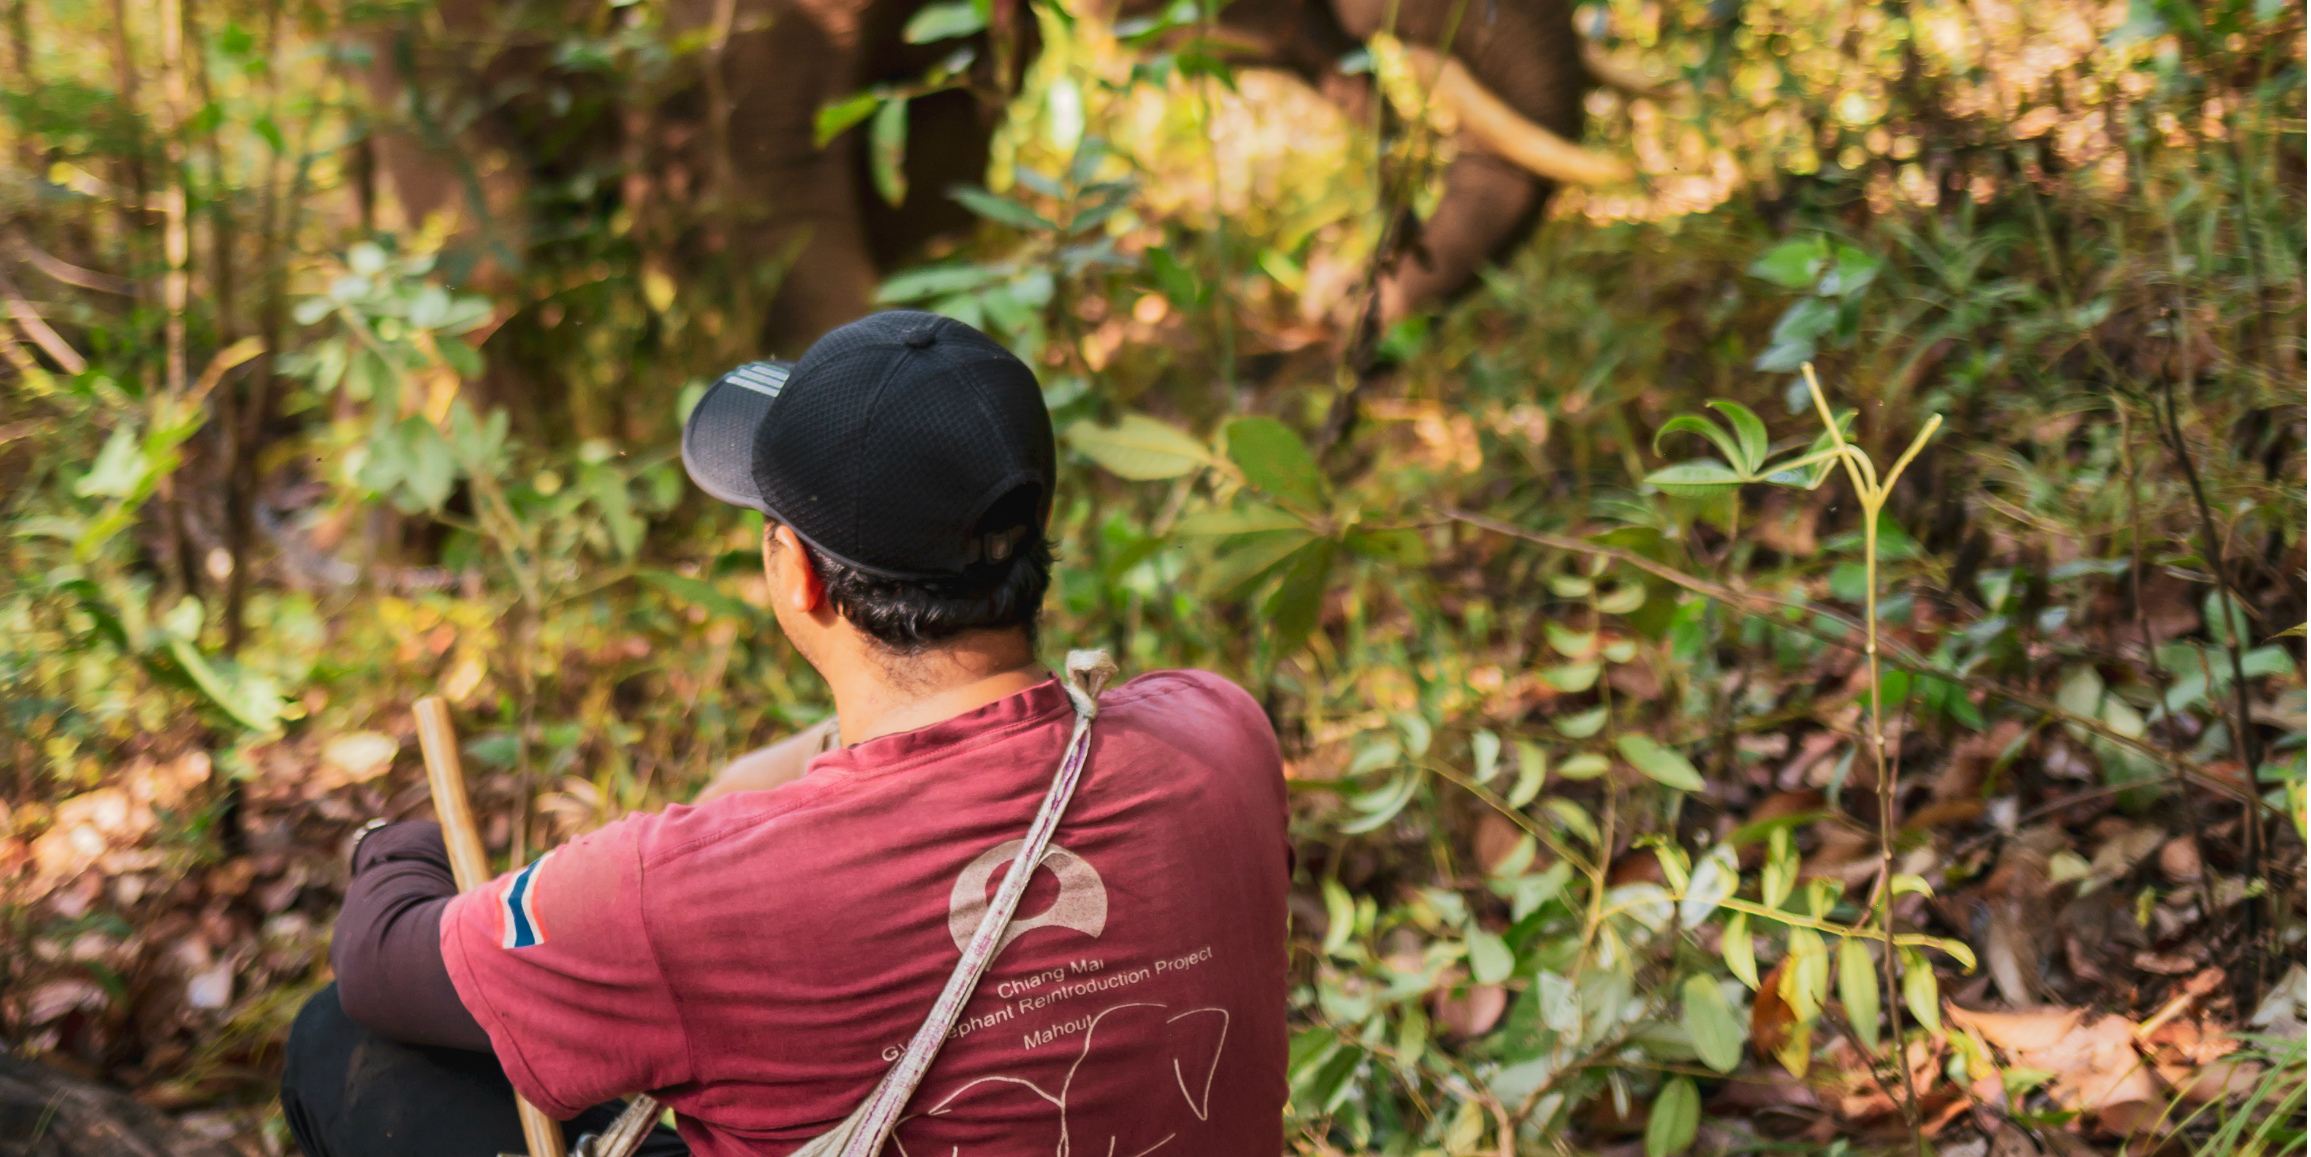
[
  {"xmin": 1401, "ymin": 46, "xmax": 1634, "ymax": 186},
  {"xmin": 1580, "ymin": 41, "xmax": 1676, "ymax": 102}
]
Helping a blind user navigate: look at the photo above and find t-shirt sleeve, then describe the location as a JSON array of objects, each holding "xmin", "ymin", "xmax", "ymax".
[{"xmin": 439, "ymin": 816, "xmax": 689, "ymax": 1117}]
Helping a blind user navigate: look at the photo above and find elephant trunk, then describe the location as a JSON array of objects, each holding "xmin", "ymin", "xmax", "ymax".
[{"xmin": 1401, "ymin": 45, "xmax": 1632, "ymax": 186}]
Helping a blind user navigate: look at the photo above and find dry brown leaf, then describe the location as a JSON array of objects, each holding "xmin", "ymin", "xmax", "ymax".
[
  {"xmin": 2156, "ymin": 836, "xmax": 2202, "ymax": 883},
  {"xmin": 1473, "ymin": 811, "xmax": 1525, "ymax": 874},
  {"xmin": 1987, "ymin": 1122, "xmax": 2042, "ymax": 1157},
  {"xmin": 1752, "ymin": 958, "xmax": 1797, "ymax": 1056},
  {"xmin": 2157, "ymin": 1055, "xmax": 2265, "ymax": 1104},
  {"xmin": 25, "ymin": 978, "xmax": 109, "ymax": 1024},
  {"xmin": 1937, "ymin": 719, "xmax": 2028, "ymax": 801},
  {"xmin": 1946, "ymin": 1005, "xmax": 2164, "ymax": 1135},
  {"xmin": 1430, "ymin": 981, "xmax": 1507, "ymax": 1037}
]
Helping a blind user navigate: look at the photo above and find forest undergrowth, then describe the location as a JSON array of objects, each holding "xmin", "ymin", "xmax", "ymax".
[{"xmin": 0, "ymin": 0, "xmax": 2304, "ymax": 1152}]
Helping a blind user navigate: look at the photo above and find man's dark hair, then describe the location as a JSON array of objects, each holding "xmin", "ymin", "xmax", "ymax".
[
  {"xmin": 796, "ymin": 535, "xmax": 1053, "ymax": 652},
  {"xmin": 774, "ymin": 483, "xmax": 1052, "ymax": 652}
]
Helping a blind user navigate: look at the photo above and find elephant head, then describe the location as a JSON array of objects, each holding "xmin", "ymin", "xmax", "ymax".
[{"xmin": 357, "ymin": 0, "xmax": 1629, "ymax": 357}]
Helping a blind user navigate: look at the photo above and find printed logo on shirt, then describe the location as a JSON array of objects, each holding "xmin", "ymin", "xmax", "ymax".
[
  {"xmin": 947, "ymin": 838, "xmax": 1107, "ymax": 956},
  {"xmin": 499, "ymin": 852, "xmax": 554, "ymax": 949}
]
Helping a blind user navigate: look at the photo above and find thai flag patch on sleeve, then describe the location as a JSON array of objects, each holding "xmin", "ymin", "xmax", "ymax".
[{"xmin": 499, "ymin": 852, "xmax": 554, "ymax": 949}]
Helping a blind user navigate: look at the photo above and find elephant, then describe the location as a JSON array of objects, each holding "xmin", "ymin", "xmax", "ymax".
[{"xmin": 356, "ymin": 0, "xmax": 1635, "ymax": 357}]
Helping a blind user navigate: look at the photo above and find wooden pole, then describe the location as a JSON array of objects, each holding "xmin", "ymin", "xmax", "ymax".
[{"xmin": 413, "ymin": 696, "xmax": 567, "ymax": 1157}]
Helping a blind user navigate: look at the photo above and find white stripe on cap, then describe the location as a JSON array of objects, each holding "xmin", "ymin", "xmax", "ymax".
[{"xmin": 723, "ymin": 362, "xmax": 790, "ymax": 400}]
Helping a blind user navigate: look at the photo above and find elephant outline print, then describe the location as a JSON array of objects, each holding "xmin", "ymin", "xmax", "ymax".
[
  {"xmin": 913, "ymin": 839, "xmax": 1232, "ymax": 1155},
  {"xmin": 894, "ymin": 1003, "xmax": 1232, "ymax": 1157}
]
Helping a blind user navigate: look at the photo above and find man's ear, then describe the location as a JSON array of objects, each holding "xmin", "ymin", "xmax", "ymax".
[{"xmin": 765, "ymin": 523, "xmax": 827, "ymax": 615}]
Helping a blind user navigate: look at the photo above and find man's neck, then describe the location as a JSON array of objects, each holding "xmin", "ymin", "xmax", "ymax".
[{"xmin": 820, "ymin": 630, "xmax": 1046, "ymax": 747}]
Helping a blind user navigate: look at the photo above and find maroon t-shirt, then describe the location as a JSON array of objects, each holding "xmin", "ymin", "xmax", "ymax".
[{"xmin": 441, "ymin": 670, "xmax": 1288, "ymax": 1157}]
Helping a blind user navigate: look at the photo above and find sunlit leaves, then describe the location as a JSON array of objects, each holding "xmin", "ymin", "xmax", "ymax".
[
  {"xmin": 1508, "ymin": 742, "xmax": 1548, "ymax": 805},
  {"xmin": 1555, "ymin": 705, "xmax": 1608, "ymax": 738},
  {"xmin": 1063, "ymin": 412, "xmax": 1218, "ymax": 479},
  {"xmin": 1722, "ymin": 912, "xmax": 1758, "ymax": 989},
  {"xmin": 1839, "ymin": 937, "xmax": 1882, "ymax": 1051},
  {"xmin": 902, "ymin": 0, "xmax": 988, "ymax": 42},
  {"xmin": 1465, "ymin": 928, "xmax": 1514, "ymax": 984},
  {"xmin": 1617, "ymin": 733, "xmax": 1705, "ymax": 792},
  {"xmin": 1225, "ymin": 417, "xmax": 1328, "ymax": 511},
  {"xmin": 1644, "ymin": 1076, "xmax": 1700, "ymax": 1156},
  {"xmin": 1681, "ymin": 975, "xmax": 1744, "ymax": 1073}
]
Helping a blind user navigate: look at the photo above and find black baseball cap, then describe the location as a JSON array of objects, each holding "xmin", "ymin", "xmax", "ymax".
[{"xmin": 682, "ymin": 311, "xmax": 1055, "ymax": 581}]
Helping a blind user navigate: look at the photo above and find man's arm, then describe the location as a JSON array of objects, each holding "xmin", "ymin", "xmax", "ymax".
[
  {"xmin": 693, "ymin": 716, "xmax": 840, "ymax": 804},
  {"xmin": 330, "ymin": 822, "xmax": 492, "ymax": 1051}
]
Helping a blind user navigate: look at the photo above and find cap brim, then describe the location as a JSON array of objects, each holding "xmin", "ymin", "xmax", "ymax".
[{"xmin": 681, "ymin": 362, "xmax": 793, "ymax": 512}]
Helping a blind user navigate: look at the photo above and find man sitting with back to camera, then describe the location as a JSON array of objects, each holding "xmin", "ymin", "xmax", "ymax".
[{"xmin": 279, "ymin": 311, "xmax": 1290, "ymax": 1156}]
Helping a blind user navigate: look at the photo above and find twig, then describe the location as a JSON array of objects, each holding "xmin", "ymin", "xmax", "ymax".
[
  {"xmin": 6, "ymin": 231, "xmax": 136, "ymax": 294},
  {"xmin": 2156, "ymin": 346, "xmax": 2269, "ymax": 1010},
  {"xmin": 1438, "ymin": 508, "xmax": 2254, "ymax": 805},
  {"xmin": 0, "ymin": 269, "xmax": 88, "ymax": 373}
]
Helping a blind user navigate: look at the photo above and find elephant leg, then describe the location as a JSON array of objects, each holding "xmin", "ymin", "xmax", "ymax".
[
  {"xmin": 686, "ymin": 3, "xmax": 881, "ymax": 352},
  {"xmin": 761, "ymin": 178, "xmax": 882, "ymax": 353},
  {"xmin": 1329, "ymin": 0, "xmax": 1585, "ymax": 318},
  {"xmin": 1376, "ymin": 151, "xmax": 1540, "ymax": 322}
]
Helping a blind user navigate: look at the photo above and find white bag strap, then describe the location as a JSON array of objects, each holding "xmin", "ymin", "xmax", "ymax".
[{"xmin": 788, "ymin": 649, "xmax": 1117, "ymax": 1157}]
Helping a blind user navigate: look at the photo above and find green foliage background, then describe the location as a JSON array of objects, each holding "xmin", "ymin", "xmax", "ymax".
[{"xmin": 0, "ymin": 0, "xmax": 2304, "ymax": 1151}]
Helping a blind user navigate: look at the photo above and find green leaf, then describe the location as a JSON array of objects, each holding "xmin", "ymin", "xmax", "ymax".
[
  {"xmin": 1201, "ymin": 529, "xmax": 1316, "ymax": 600},
  {"xmin": 1644, "ymin": 1076, "xmax": 1700, "ymax": 1157},
  {"xmin": 876, "ymin": 262, "xmax": 1012, "ymax": 302},
  {"xmin": 1679, "ymin": 844, "xmax": 1737, "ymax": 925},
  {"xmin": 1341, "ymin": 527, "xmax": 1428, "ymax": 563},
  {"xmin": 1748, "ymin": 236, "xmax": 1828, "ymax": 289},
  {"xmin": 1171, "ymin": 504, "xmax": 1303, "ymax": 536},
  {"xmin": 1507, "ymin": 742, "xmax": 1547, "ymax": 806},
  {"xmin": 1617, "ymin": 734, "xmax": 1705, "ymax": 792},
  {"xmin": 1754, "ymin": 297, "xmax": 1836, "ymax": 373},
  {"xmin": 1320, "ymin": 878, "xmax": 1355, "ymax": 956},
  {"xmin": 1645, "ymin": 459, "xmax": 1745, "ymax": 498},
  {"xmin": 636, "ymin": 570, "xmax": 756, "ymax": 622},
  {"xmin": 1224, "ymin": 417, "xmax": 1328, "ymax": 510},
  {"xmin": 1395, "ymin": 1002, "xmax": 1430, "ymax": 1073},
  {"xmin": 1682, "ymin": 975, "xmax": 1744, "ymax": 1073},
  {"xmin": 76, "ymin": 424, "xmax": 155, "ymax": 499},
  {"xmin": 1839, "ymin": 937, "xmax": 1882, "ymax": 1052},
  {"xmin": 1545, "ymin": 798, "xmax": 1599, "ymax": 846},
  {"xmin": 1264, "ymin": 538, "xmax": 1337, "ymax": 656},
  {"xmin": 1785, "ymin": 927, "xmax": 1828, "ymax": 1020},
  {"xmin": 1064, "ymin": 413, "xmax": 1215, "ymax": 479},
  {"xmin": 1507, "ymin": 860, "xmax": 1572, "ymax": 921},
  {"xmin": 902, "ymin": 0, "xmax": 987, "ymax": 41},
  {"xmin": 1470, "ymin": 729, "xmax": 1503, "ymax": 786},
  {"xmin": 1722, "ymin": 911, "xmax": 1758, "ymax": 989},
  {"xmin": 1539, "ymin": 662, "xmax": 1601, "ymax": 692},
  {"xmin": 1901, "ymin": 948, "xmax": 1941, "ymax": 1035},
  {"xmin": 1652, "ymin": 414, "xmax": 1744, "ymax": 472},
  {"xmin": 1466, "ymin": 928, "xmax": 1514, "ymax": 984},
  {"xmin": 1554, "ymin": 705, "xmax": 1608, "ymax": 739},
  {"xmin": 584, "ymin": 465, "xmax": 643, "ymax": 558},
  {"xmin": 1597, "ymin": 582, "xmax": 1646, "ymax": 615},
  {"xmin": 1546, "ymin": 575, "xmax": 1593, "ymax": 598},
  {"xmin": 167, "ymin": 637, "xmax": 283, "ymax": 733},
  {"xmin": 1545, "ymin": 621, "xmax": 1595, "ymax": 658},
  {"xmin": 1707, "ymin": 400, "xmax": 1770, "ymax": 473},
  {"xmin": 1556, "ymin": 752, "xmax": 1609, "ymax": 780},
  {"xmin": 869, "ymin": 95, "xmax": 909, "ymax": 205},
  {"xmin": 815, "ymin": 91, "xmax": 882, "ymax": 146},
  {"xmin": 948, "ymin": 184, "xmax": 1056, "ymax": 232},
  {"xmin": 1340, "ymin": 769, "xmax": 1420, "ymax": 833}
]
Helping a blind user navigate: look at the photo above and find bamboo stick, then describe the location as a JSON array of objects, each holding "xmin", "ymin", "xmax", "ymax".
[{"xmin": 413, "ymin": 696, "xmax": 567, "ymax": 1157}]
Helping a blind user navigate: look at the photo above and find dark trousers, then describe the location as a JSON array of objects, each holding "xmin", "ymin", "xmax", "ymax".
[{"xmin": 280, "ymin": 984, "xmax": 688, "ymax": 1157}]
